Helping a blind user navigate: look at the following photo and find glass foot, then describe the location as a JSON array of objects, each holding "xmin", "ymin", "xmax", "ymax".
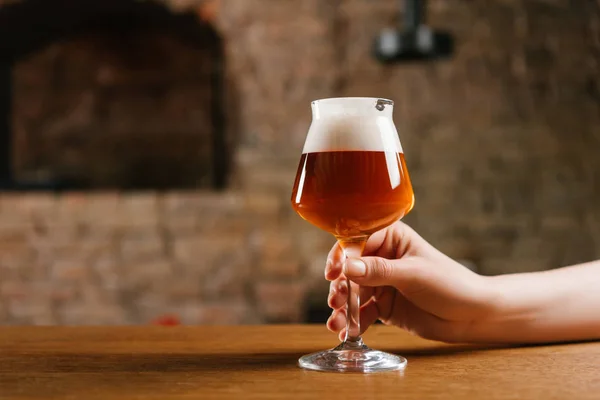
[{"xmin": 298, "ymin": 339, "xmax": 407, "ymax": 373}]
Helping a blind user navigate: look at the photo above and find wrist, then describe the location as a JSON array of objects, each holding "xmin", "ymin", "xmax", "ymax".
[{"xmin": 464, "ymin": 274, "xmax": 540, "ymax": 343}]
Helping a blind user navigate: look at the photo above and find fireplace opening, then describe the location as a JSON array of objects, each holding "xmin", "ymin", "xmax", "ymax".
[{"xmin": 0, "ymin": 0, "xmax": 231, "ymax": 191}]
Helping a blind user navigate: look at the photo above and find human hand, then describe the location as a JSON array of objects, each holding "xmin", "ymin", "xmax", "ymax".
[{"xmin": 325, "ymin": 222, "xmax": 498, "ymax": 343}]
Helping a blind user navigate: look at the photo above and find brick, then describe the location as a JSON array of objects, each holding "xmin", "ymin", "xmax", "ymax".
[
  {"xmin": 83, "ymin": 225, "xmax": 118, "ymax": 241},
  {"xmin": 8, "ymin": 298, "xmax": 56, "ymax": 325},
  {"xmin": 238, "ymin": 163, "xmax": 296, "ymax": 191},
  {"xmin": 50, "ymin": 285, "xmax": 78, "ymax": 302},
  {"xmin": 121, "ymin": 193, "xmax": 160, "ymax": 228},
  {"xmin": 162, "ymin": 192, "xmax": 201, "ymax": 214},
  {"xmin": 0, "ymin": 215, "xmax": 32, "ymax": 241},
  {"xmin": 163, "ymin": 215, "xmax": 199, "ymax": 235},
  {"xmin": 0, "ymin": 193, "xmax": 26, "ymax": 215},
  {"xmin": 201, "ymin": 257, "xmax": 249, "ymax": 300},
  {"xmin": 158, "ymin": 275, "xmax": 202, "ymax": 302},
  {"xmin": 0, "ymin": 301, "xmax": 7, "ymax": 324},
  {"xmin": 120, "ymin": 233, "xmax": 165, "ymax": 262},
  {"xmin": 20, "ymin": 194, "xmax": 57, "ymax": 215},
  {"xmin": 57, "ymin": 301, "xmax": 126, "ymax": 325},
  {"xmin": 0, "ymin": 240, "xmax": 31, "ymax": 266},
  {"xmin": 92, "ymin": 254, "xmax": 120, "ymax": 291},
  {"xmin": 178, "ymin": 301, "xmax": 257, "ymax": 325},
  {"xmin": 162, "ymin": 193, "xmax": 203, "ymax": 233},
  {"xmin": 172, "ymin": 236, "xmax": 205, "ymax": 266},
  {"xmin": 253, "ymin": 226, "xmax": 300, "ymax": 277},
  {"xmin": 0, "ymin": 263, "xmax": 22, "ymax": 281},
  {"xmin": 259, "ymin": 261, "xmax": 301, "ymax": 278},
  {"xmin": 244, "ymin": 192, "xmax": 282, "ymax": 216},
  {"xmin": 80, "ymin": 193, "xmax": 122, "ymax": 228},
  {"xmin": 197, "ymin": 302, "xmax": 257, "ymax": 324},
  {"xmin": 256, "ymin": 227, "xmax": 294, "ymax": 261},
  {"xmin": 0, "ymin": 281, "xmax": 28, "ymax": 300},
  {"xmin": 255, "ymin": 281, "xmax": 307, "ymax": 322},
  {"xmin": 131, "ymin": 292, "xmax": 171, "ymax": 324},
  {"xmin": 163, "ymin": 191, "xmax": 240, "ymax": 213},
  {"xmin": 122, "ymin": 193, "xmax": 159, "ymax": 210},
  {"xmin": 292, "ymin": 224, "xmax": 336, "ymax": 256},
  {"xmin": 33, "ymin": 239, "xmax": 114, "ymax": 271},
  {"xmin": 30, "ymin": 223, "xmax": 83, "ymax": 242},
  {"xmin": 122, "ymin": 259, "xmax": 173, "ymax": 290},
  {"xmin": 0, "ymin": 195, "xmax": 53, "ymax": 239},
  {"xmin": 205, "ymin": 214, "xmax": 252, "ymax": 235},
  {"xmin": 55, "ymin": 193, "xmax": 90, "ymax": 221},
  {"xmin": 195, "ymin": 191, "xmax": 244, "ymax": 213},
  {"xmin": 51, "ymin": 260, "xmax": 89, "ymax": 282},
  {"xmin": 305, "ymin": 251, "xmax": 330, "ymax": 286},
  {"xmin": 162, "ymin": 191, "xmax": 245, "ymax": 234},
  {"xmin": 79, "ymin": 284, "xmax": 117, "ymax": 304},
  {"xmin": 172, "ymin": 234, "xmax": 246, "ymax": 269},
  {"xmin": 30, "ymin": 312, "xmax": 58, "ymax": 325}
]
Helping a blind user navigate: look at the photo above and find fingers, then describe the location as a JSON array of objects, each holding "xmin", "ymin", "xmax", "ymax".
[
  {"xmin": 332, "ymin": 298, "xmax": 470, "ymax": 343},
  {"xmin": 326, "ymin": 221, "xmax": 428, "ymax": 279},
  {"xmin": 327, "ymin": 278, "xmax": 347, "ymax": 310},
  {"xmin": 363, "ymin": 221, "xmax": 421, "ymax": 259},
  {"xmin": 326, "ymin": 308, "xmax": 345, "ymax": 332},
  {"xmin": 325, "ymin": 242, "xmax": 344, "ymax": 281},
  {"xmin": 328, "ymin": 300, "xmax": 381, "ymax": 340},
  {"xmin": 325, "ymin": 222, "xmax": 414, "ymax": 280},
  {"xmin": 328, "ymin": 278, "xmax": 376, "ymax": 311},
  {"xmin": 357, "ymin": 300, "xmax": 381, "ymax": 334},
  {"xmin": 362, "ymin": 227, "xmax": 389, "ymax": 256},
  {"xmin": 343, "ymin": 256, "xmax": 416, "ymax": 289},
  {"xmin": 326, "ymin": 221, "xmax": 426, "ymax": 282}
]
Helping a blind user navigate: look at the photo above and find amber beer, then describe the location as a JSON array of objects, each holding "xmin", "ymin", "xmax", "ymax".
[{"xmin": 291, "ymin": 150, "xmax": 414, "ymax": 238}]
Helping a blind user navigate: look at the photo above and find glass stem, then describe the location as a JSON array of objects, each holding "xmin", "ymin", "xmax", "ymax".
[{"xmin": 338, "ymin": 238, "xmax": 367, "ymax": 345}]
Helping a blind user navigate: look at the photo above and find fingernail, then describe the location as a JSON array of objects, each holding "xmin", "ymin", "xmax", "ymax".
[
  {"xmin": 344, "ymin": 258, "xmax": 366, "ymax": 277},
  {"xmin": 326, "ymin": 313, "xmax": 336, "ymax": 328}
]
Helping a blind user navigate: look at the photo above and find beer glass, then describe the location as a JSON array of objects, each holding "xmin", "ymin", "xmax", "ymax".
[{"xmin": 291, "ymin": 97, "xmax": 414, "ymax": 373}]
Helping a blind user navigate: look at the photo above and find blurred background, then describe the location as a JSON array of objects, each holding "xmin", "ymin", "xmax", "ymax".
[{"xmin": 0, "ymin": 0, "xmax": 598, "ymax": 326}]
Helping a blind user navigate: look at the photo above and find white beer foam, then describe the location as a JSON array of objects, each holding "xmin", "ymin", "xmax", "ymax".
[{"xmin": 302, "ymin": 116, "xmax": 404, "ymax": 153}]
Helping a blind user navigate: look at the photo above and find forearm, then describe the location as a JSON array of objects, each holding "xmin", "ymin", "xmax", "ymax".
[{"xmin": 471, "ymin": 260, "xmax": 600, "ymax": 343}]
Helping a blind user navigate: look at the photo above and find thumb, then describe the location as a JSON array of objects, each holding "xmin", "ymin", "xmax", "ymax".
[{"xmin": 343, "ymin": 256, "xmax": 411, "ymax": 288}]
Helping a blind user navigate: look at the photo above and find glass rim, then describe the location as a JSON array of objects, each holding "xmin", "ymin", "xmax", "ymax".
[{"xmin": 311, "ymin": 97, "xmax": 394, "ymax": 106}]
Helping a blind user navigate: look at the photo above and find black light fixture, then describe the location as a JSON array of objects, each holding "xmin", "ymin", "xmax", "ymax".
[{"xmin": 373, "ymin": 0, "xmax": 453, "ymax": 63}]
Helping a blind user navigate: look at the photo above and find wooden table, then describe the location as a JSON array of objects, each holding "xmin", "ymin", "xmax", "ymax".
[{"xmin": 1, "ymin": 325, "xmax": 598, "ymax": 399}]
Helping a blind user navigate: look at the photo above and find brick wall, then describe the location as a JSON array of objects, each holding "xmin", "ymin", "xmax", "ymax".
[
  {"xmin": 0, "ymin": 191, "xmax": 311, "ymax": 325},
  {"xmin": 9, "ymin": 1, "xmax": 224, "ymax": 189},
  {"xmin": 1, "ymin": 0, "xmax": 599, "ymax": 325}
]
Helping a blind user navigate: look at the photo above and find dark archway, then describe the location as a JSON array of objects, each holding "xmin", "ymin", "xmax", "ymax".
[{"xmin": 0, "ymin": 0, "xmax": 229, "ymax": 190}]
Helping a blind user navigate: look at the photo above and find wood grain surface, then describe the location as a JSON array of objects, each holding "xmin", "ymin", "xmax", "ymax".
[{"xmin": 0, "ymin": 325, "xmax": 598, "ymax": 399}]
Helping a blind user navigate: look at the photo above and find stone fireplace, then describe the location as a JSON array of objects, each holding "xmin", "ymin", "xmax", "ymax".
[
  {"xmin": 1, "ymin": 0, "xmax": 230, "ymax": 190},
  {"xmin": 1, "ymin": 0, "xmax": 599, "ymax": 326}
]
